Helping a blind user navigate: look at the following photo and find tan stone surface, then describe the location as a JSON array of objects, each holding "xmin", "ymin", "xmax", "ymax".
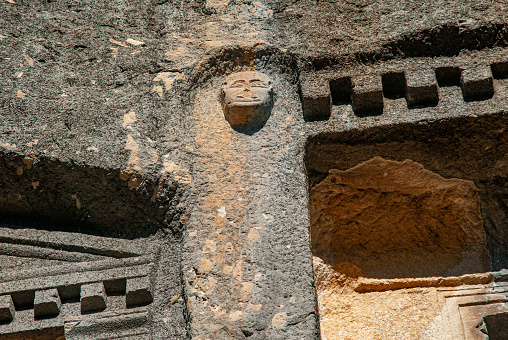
[
  {"xmin": 313, "ymin": 256, "xmax": 444, "ymax": 340},
  {"xmin": 310, "ymin": 157, "xmax": 490, "ymax": 279},
  {"xmin": 311, "ymin": 158, "xmax": 495, "ymax": 339}
]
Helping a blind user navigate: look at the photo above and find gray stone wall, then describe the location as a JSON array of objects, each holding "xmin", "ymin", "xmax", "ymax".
[{"xmin": 1, "ymin": 0, "xmax": 508, "ymax": 339}]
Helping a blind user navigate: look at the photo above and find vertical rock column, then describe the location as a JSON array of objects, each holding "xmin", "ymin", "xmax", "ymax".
[{"xmin": 182, "ymin": 71, "xmax": 319, "ymax": 339}]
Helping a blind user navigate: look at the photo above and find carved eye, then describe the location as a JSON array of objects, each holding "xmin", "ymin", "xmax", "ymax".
[
  {"xmin": 250, "ymin": 80, "xmax": 267, "ymax": 87},
  {"xmin": 230, "ymin": 80, "xmax": 246, "ymax": 88}
]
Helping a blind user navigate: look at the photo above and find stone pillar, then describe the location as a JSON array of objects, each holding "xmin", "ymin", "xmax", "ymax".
[{"xmin": 182, "ymin": 69, "xmax": 320, "ymax": 339}]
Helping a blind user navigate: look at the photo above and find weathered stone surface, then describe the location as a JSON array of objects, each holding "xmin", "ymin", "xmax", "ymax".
[
  {"xmin": 310, "ymin": 157, "xmax": 490, "ymax": 279},
  {"xmin": 34, "ymin": 289, "xmax": 61, "ymax": 318},
  {"xmin": 351, "ymin": 75, "xmax": 384, "ymax": 116},
  {"xmin": 2, "ymin": 0, "xmax": 508, "ymax": 339},
  {"xmin": 301, "ymin": 76, "xmax": 332, "ymax": 120},
  {"xmin": 0, "ymin": 295, "xmax": 14, "ymax": 323},
  {"xmin": 80, "ymin": 283, "xmax": 107, "ymax": 313},
  {"xmin": 312, "ymin": 256, "xmax": 446, "ymax": 340},
  {"xmin": 405, "ymin": 68, "xmax": 439, "ymax": 107},
  {"xmin": 65, "ymin": 309, "xmax": 149, "ymax": 340},
  {"xmin": 126, "ymin": 277, "xmax": 153, "ymax": 307},
  {"xmin": 461, "ymin": 65, "xmax": 494, "ymax": 101}
]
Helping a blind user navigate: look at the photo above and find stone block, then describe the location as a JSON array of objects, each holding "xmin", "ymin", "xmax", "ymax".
[
  {"xmin": 0, "ymin": 295, "xmax": 14, "ymax": 322},
  {"xmin": 64, "ymin": 309, "xmax": 149, "ymax": 340},
  {"xmin": 81, "ymin": 282, "xmax": 107, "ymax": 312},
  {"xmin": 301, "ymin": 78, "xmax": 331, "ymax": 120},
  {"xmin": 461, "ymin": 65, "xmax": 494, "ymax": 101},
  {"xmin": 405, "ymin": 68, "xmax": 439, "ymax": 107},
  {"xmin": 34, "ymin": 288, "xmax": 61, "ymax": 317},
  {"xmin": 351, "ymin": 74, "xmax": 383, "ymax": 116},
  {"xmin": 126, "ymin": 277, "xmax": 153, "ymax": 307}
]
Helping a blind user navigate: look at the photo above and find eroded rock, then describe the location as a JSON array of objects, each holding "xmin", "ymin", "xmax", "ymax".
[{"xmin": 310, "ymin": 157, "xmax": 491, "ymax": 279}]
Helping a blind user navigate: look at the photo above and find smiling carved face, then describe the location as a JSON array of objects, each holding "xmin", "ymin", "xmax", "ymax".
[{"xmin": 220, "ymin": 71, "xmax": 274, "ymax": 131}]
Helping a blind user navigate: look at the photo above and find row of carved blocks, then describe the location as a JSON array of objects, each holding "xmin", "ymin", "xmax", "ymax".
[
  {"xmin": 302, "ymin": 62, "xmax": 508, "ymax": 119},
  {"xmin": 0, "ymin": 276, "xmax": 152, "ymax": 322}
]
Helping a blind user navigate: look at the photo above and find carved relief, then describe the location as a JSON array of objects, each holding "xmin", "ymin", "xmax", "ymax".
[
  {"xmin": 220, "ymin": 71, "xmax": 274, "ymax": 131},
  {"xmin": 309, "ymin": 157, "xmax": 502, "ymax": 339},
  {"xmin": 0, "ymin": 226, "xmax": 154, "ymax": 339}
]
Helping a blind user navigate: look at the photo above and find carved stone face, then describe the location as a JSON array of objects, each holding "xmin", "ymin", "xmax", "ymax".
[{"xmin": 220, "ymin": 71, "xmax": 274, "ymax": 130}]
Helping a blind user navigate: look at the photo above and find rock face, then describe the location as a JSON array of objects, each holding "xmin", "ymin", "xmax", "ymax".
[
  {"xmin": 2, "ymin": 0, "xmax": 508, "ymax": 339},
  {"xmin": 310, "ymin": 157, "xmax": 491, "ymax": 279}
]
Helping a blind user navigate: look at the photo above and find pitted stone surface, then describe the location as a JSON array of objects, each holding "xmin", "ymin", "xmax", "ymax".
[
  {"xmin": 3, "ymin": 0, "xmax": 508, "ymax": 339},
  {"xmin": 34, "ymin": 289, "xmax": 61, "ymax": 318},
  {"xmin": 126, "ymin": 277, "xmax": 153, "ymax": 307},
  {"xmin": 80, "ymin": 283, "xmax": 107, "ymax": 313},
  {"xmin": 351, "ymin": 75, "xmax": 384, "ymax": 116},
  {"xmin": 461, "ymin": 65, "xmax": 494, "ymax": 101},
  {"xmin": 405, "ymin": 68, "xmax": 439, "ymax": 107},
  {"xmin": 0, "ymin": 295, "xmax": 14, "ymax": 322},
  {"xmin": 310, "ymin": 157, "xmax": 490, "ymax": 279},
  {"xmin": 302, "ymin": 77, "xmax": 332, "ymax": 120}
]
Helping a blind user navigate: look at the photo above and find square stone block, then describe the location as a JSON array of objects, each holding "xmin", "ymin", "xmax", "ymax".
[
  {"xmin": 351, "ymin": 75, "xmax": 383, "ymax": 116},
  {"xmin": 461, "ymin": 65, "xmax": 494, "ymax": 101},
  {"xmin": 34, "ymin": 289, "xmax": 61, "ymax": 318},
  {"xmin": 301, "ymin": 78, "xmax": 331, "ymax": 121},
  {"xmin": 0, "ymin": 295, "xmax": 14, "ymax": 322},
  {"xmin": 81, "ymin": 282, "xmax": 107, "ymax": 313},
  {"xmin": 126, "ymin": 277, "xmax": 153, "ymax": 307},
  {"xmin": 405, "ymin": 68, "xmax": 439, "ymax": 107}
]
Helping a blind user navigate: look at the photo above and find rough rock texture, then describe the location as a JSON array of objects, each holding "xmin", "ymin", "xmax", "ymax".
[
  {"xmin": 313, "ymin": 256, "xmax": 445, "ymax": 340},
  {"xmin": 2, "ymin": 0, "xmax": 508, "ymax": 339},
  {"xmin": 310, "ymin": 157, "xmax": 490, "ymax": 279}
]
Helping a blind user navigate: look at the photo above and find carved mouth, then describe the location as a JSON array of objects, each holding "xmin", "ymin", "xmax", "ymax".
[
  {"xmin": 232, "ymin": 96, "xmax": 261, "ymax": 103},
  {"xmin": 229, "ymin": 98, "xmax": 263, "ymax": 106}
]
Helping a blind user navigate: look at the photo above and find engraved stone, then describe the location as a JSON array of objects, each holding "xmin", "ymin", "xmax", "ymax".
[
  {"xmin": 80, "ymin": 282, "xmax": 107, "ymax": 312},
  {"xmin": 34, "ymin": 288, "xmax": 61, "ymax": 317},
  {"xmin": 351, "ymin": 74, "xmax": 383, "ymax": 115},
  {"xmin": 220, "ymin": 71, "xmax": 274, "ymax": 131},
  {"xmin": 0, "ymin": 295, "xmax": 14, "ymax": 322},
  {"xmin": 301, "ymin": 77, "xmax": 331, "ymax": 120},
  {"xmin": 126, "ymin": 276, "xmax": 153, "ymax": 307},
  {"xmin": 461, "ymin": 65, "xmax": 494, "ymax": 101},
  {"xmin": 405, "ymin": 68, "xmax": 439, "ymax": 107}
]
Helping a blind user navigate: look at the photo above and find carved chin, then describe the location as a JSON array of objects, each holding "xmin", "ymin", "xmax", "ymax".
[{"xmin": 224, "ymin": 103, "xmax": 271, "ymax": 130}]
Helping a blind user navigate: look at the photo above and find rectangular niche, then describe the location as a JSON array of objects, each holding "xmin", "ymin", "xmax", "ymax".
[{"xmin": 306, "ymin": 113, "xmax": 508, "ymax": 340}]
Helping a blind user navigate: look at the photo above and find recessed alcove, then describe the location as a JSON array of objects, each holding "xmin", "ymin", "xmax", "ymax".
[
  {"xmin": 0, "ymin": 157, "xmax": 185, "ymax": 339},
  {"xmin": 306, "ymin": 112, "xmax": 508, "ymax": 339},
  {"xmin": 482, "ymin": 312, "xmax": 508, "ymax": 340},
  {"xmin": 310, "ymin": 156, "xmax": 490, "ymax": 279},
  {"xmin": 307, "ymin": 113, "xmax": 508, "ymax": 272}
]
